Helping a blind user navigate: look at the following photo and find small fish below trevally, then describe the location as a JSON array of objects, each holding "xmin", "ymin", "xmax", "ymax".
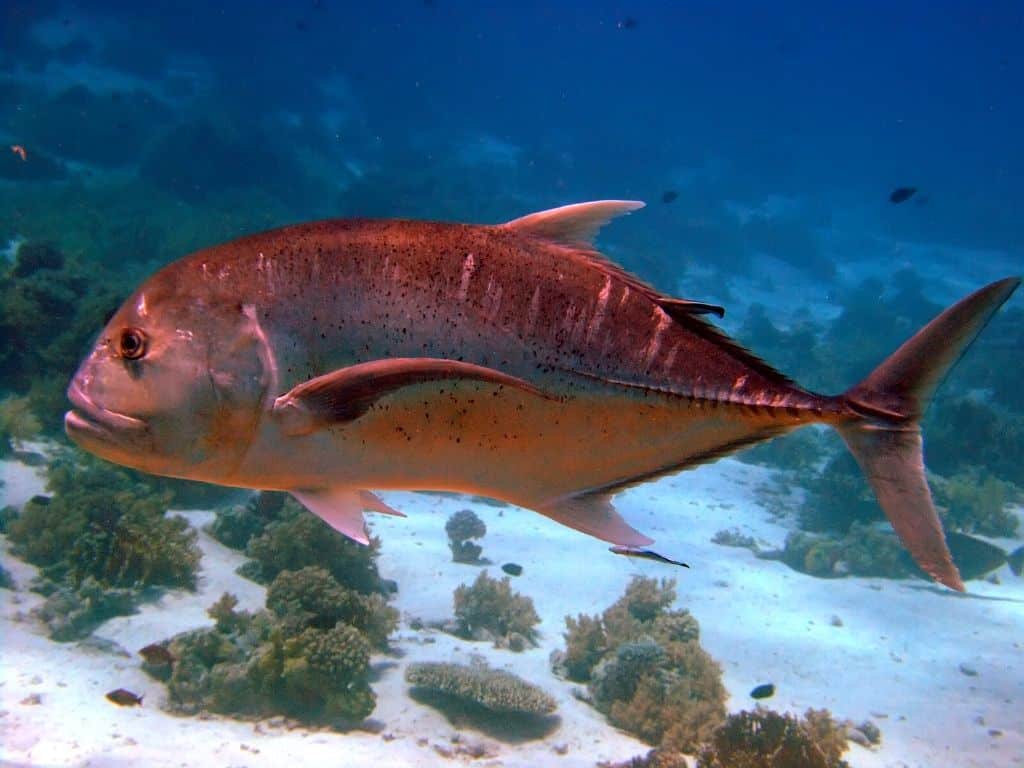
[
  {"xmin": 609, "ymin": 546, "xmax": 690, "ymax": 568},
  {"xmin": 106, "ymin": 688, "xmax": 144, "ymax": 706},
  {"xmin": 63, "ymin": 200, "xmax": 1020, "ymax": 593},
  {"xmin": 750, "ymin": 683, "xmax": 775, "ymax": 700}
]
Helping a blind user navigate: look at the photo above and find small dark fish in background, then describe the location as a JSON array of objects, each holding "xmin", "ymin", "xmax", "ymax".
[
  {"xmin": 750, "ymin": 683, "xmax": 775, "ymax": 700},
  {"xmin": 889, "ymin": 186, "xmax": 917, "ymax": 204},
  {"xmin": 617, "ymin": 17, "xmax": 637, "ymax": 30},
  {"xmin": 106, "ymin": 688, "xmax": 144, "ymax": 706},
  {"xmin": 609, "ymin": 546, "xmax": 689, "ymax": 568},
  {"xmin": 501, "ymin": 562, "xmax": 523, "ymax": 576},
  {"xmin": 1008, "ymin": 547, "xmax": 1024, "ymax": 577},
  {"xmin": 138, "ymin": 643, "xmax": 175, "ymax": 666},
  {"xmin": 945, "ymin": 532, "xmax": 1024, "ymax": 580},
  {"xmin": 661, "ymin": 190, "xmax": 679, "ymax": 204}
]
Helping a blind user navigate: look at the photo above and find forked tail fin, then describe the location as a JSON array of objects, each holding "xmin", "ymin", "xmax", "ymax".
[{"xmin": 837, "ymin": 277, "xmax": 1020, "ymax": 591}]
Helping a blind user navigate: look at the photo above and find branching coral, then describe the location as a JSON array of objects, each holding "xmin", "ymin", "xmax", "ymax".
[
  {"xmin": 933, "ymin": 471, "xmax": 1018, "ymax": 538},
  {"xmin": 161, "ymin": 584, "xmax": 384, "ymax": 727},
  {"xmin": 452, "ymin": 570, "xmax": 540, "ymax": 649},
  {"xmin": 266, "ymin": 566, "xmax": 397, "ymax": 650},
  {"xmin": 445, "ymin": 508, "xmax": 487, "ymax": 563},
  {"xmin": 0, "ymin": 241, "xmax": 125, "ymax": 431},
  {"xmin": 0, "ymin": 395, "xmax": 41, "ymax": 456},
  {"xmin": 405, "ymin": 658, "xmax": 556, "ymax": 715},
  {"xmin": 8, "ymin": 450, "xmax": 199, "ymax": 590},
  {"xmin": 557, "ymin": 577, "xmax": 725, "ymax": 752},
  {"xmin": 241, "ymin": 496, "xmax": 388, "ymax": 595},
  {"xmin": 5, "ymin": 449, "xmax": 201, "ymax": 639},
  {"xmin": 779, "ymin": 524, "xmax": 913, "ymax": 581},
  {"xmin": 562, "ymin": 613, "xmax": 608, "ymax": 682},
  {"xmin": 696, "ymin": 707, "xmax": 851, "ymax": 768},
  {"xmin": 210, "ymin": 491, "xmax": 286, "ymax": 550}
]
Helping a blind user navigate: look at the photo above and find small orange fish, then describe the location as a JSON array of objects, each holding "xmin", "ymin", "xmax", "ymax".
[
  {"xmin": 106, "ymin": 688, "xmax": 144, "ymax": 706},
  {"xmin": 10, "ymin": 145, "xmax": 26, "ymax": 162}
]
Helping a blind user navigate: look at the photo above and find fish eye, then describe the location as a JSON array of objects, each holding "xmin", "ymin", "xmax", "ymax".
[{"xmin": 119, "ymin": 328, "xmax": 148, "ymax": 360}]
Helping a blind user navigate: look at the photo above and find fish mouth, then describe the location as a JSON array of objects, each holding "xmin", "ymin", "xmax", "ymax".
[{"xmin": 65, "ymin": 381, "xmax": 147, "ymax": 442}]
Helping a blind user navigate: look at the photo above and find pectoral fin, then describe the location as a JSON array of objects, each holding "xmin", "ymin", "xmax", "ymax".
[
  {"xmin": 273, "ymin": 357, "xmax": 552, "ymax": 436},
  {"xmin": 291, "ymin": 488, "xmax": 406, "ymax": 544}
]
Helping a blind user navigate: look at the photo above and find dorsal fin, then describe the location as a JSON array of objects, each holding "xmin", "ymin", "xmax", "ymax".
[
  {"xmin": 503, "ymin": 199, "xmax": 793, "ymax": 386},
  {"xmin": 501, "ymin": 200, "xmax": 645, "ymax": 246}
]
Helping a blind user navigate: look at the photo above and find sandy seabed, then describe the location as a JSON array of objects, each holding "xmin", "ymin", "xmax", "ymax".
[{"xmin": 1, "ymin": 452, "xmax": 1022, "ymax": 768}]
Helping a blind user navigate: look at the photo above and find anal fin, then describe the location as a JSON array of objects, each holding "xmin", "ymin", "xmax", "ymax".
[{"xmin": 535, "ymin": 491, "xmax": 653, "ymax": 547}]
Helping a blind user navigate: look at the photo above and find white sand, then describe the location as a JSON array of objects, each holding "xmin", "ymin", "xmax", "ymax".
[{"xmin": 2, "ymin": 453, "xmax": 1022, "ymax": 767}]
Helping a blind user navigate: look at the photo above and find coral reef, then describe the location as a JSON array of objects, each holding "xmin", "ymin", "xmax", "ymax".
[
  {"xmin": 34, "ymin": 577, "xmax": 136, "ymax": 641},
  {"xmin": 924, "ymin": 397, "xmax": 1024, "ymax": 487},
  {"xmin": 452, "ymin": 570, "xmax": 540, "ymax": 650},
  {"xmin": 775, "ymin": 524, "xmax": 913, "ymax": 581},
  {"xmin": 0, "ymin": 241, "xmax": 125, "ymax": 431},
  {"xmin": 695, "ymin": 707, "xmax": 851, "ymax": 768},
  {"xmin": 445, "ymin": 508, "xmax": 487, "ymax": 564},
  {"xmin": 0, "ymin": 562, "xmax": 14, "ymax": 590},
  {"xmin": 738, "ymin": 428, "xmax": 827, "ymax": 473},
  {"xmin": 710, "ymin": 528, "xmax": 758, "ymax": 550},
  {"xmin": 933, "ymin": 471, "xmax": 1018, "ymax": 538},
  {"xmin": 161, "ymin": 571, "xmax": 395, "ymax": 728},
  {"xmin": 556, "ymin": 577, "xmax": 725, "ymax": 753},
  {"xmin": 0, "ymin": 395, "xmax": 41, "ymax": 456},
  {"xmin": 265, "ymin": 566, "xmax": 397, "ymax": 650},
  {"xmin": 209, "ymin": 491, "xmax": 286, "ymax": 550},
  {"xmin": 600, "ymin": 749, "xmax": 690, "ymax": 768},
  {"xmin": 7, "ymin": 451, "xmax": 199, "ymax": 590},
  {"xmin": 5, "ymin": 449, "xmax": 201, "ymax": 639},
  {"xmin": 797, "ymin": 451, "xmax": 883, "ymax": 534},
  {"xmin": 239, "ymin": 496, "xmax": 390, "ymax": 595},
  {"xmin": 405, "ymin": 658, "xmax": 556, "ymax": 715}
]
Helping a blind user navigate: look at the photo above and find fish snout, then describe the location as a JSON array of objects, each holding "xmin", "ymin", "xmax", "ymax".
[{"xmin": 65, "ymin": 370, "xmax": 147, "ymax": 440}]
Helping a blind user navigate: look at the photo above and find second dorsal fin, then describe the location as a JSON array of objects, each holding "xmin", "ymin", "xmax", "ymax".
[{"xmin": 501, "ymin": 200, "xmax": 645, "ymax": 246}]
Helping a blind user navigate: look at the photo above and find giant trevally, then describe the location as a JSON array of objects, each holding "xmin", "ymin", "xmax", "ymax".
[{"xmin": 64, "ymin": 201, "xmax": 1019, "ymax": 591}]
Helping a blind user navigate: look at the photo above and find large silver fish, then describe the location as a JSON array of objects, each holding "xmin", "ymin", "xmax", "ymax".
[{"xmin": 64, "ymin": 200, "xmax": 1020, "ymax": 591}]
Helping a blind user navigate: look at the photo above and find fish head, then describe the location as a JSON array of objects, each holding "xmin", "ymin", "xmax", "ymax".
[{"xmin": 65, "ymin": 273, "xmax": 272, "ymax": 482}]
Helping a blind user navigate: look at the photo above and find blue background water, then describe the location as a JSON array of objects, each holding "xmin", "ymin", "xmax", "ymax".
[
  {"xmin": 2, "ymin": 4, "xmax": 1023, "ymax": 766},
  {"xmin": 4, "ymin": 1, "xmax": 1022, "ymax": 253}
]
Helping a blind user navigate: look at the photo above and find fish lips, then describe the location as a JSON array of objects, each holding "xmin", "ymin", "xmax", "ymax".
[{"xmin": 64, "ymin": 380, "xmax": 148, "ymax": 446}]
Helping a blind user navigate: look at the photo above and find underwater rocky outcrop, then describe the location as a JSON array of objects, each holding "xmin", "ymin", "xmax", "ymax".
[
  {"xmin": 5, "ymin": 449, "xmax": 201, "ymax": 639},
  {"xmin": 555, "ymin": 576, "xmax": 725, "ymax": 753},
  {"xmin": 451, "ymin": 570, "xmax": 540, "ymax": 651}
]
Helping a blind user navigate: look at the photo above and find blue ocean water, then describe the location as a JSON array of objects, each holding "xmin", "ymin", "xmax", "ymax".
[{"xmin": 1, "ymin": 2, "xmax": 1022, "ymax": 767}]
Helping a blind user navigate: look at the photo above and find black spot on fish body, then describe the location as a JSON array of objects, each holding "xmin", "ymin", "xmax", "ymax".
[
  {"xmin": 889, "ymin": 187, "xmax": 917, "ymax": 204},
  {"xmin": 750, "ymin": 683, "xmax": 775, "ymax": 700},
  {"xmin": 502, "ymin": 562, "xmax": 523, "ymax": 576},
  {"xmin": 618, "ymin": 16, "xmax": 637, "ymax": 29},
  {"xmin": 661, "ymin": 190, "xmax": 679, "ymax": 204}
]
